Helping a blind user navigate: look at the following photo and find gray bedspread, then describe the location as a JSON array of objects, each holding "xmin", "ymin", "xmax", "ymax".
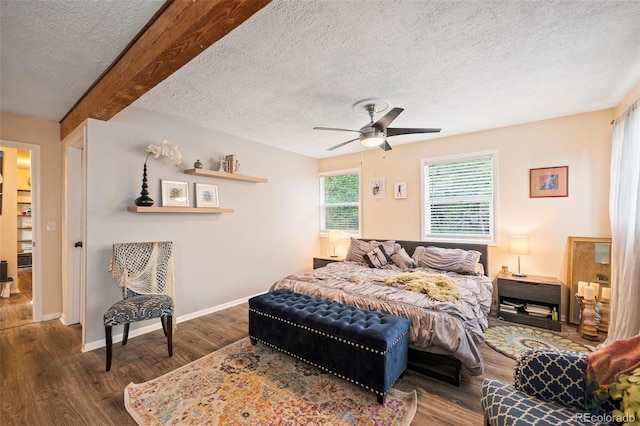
[{"xmin": 270, "ymin": 261, "xmax": 493, "ymax": 376}]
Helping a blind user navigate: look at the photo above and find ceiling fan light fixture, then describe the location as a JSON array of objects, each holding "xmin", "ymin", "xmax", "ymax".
[
  {"xmin": 360, "ymin": 129, "xmax": 386, "ymax": 147},
  {"xmin": 317, "ymin": 99, "xmax": 441, "ymax": 151}
]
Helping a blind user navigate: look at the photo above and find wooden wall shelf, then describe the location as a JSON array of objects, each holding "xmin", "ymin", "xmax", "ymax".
[
  {"xmin": 127, "ymin": 206, "xmax": 234, "ymax": 214},
  {"xmin": 184, "ymin": 168, "xmax": 268, "ymax": 183}
]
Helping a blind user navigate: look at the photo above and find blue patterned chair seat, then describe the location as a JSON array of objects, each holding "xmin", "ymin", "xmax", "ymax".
[
  {"xmin": 103, "ymin": 294, "xmax": 173, "ymax": 326},
  {"xmin": 482, "ymin": 379, "xmax": 594, "ymax": 425},
  {"xmin": 481, "ymin": 349, "xmax": 617, "ymax": 426},
  {"xmin": 104, "ymin": 241, "xmax": 175, "ymax": 371}
]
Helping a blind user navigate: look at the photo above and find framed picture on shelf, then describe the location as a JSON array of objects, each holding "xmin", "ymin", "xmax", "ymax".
[
  {"xmin": 161, "ymin": 180, "xmax": 190, "ymax": 207},
  {"xmin": 194, "ymin": 183, "xmax": 219, "ymax": 208},
  {"xmin": 530, "ymin": 166, "xmax": 568, "ymax": 198}
]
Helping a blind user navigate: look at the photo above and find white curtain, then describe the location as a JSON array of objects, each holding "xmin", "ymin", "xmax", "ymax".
[{"xmin": 606, "ymin": 99, "xmax": 640, "ymax": 343}]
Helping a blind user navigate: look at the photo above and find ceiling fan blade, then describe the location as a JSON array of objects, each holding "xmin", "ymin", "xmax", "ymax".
[
  {"xmin": 327, "ymin": 138, "xmax": 359, "ymax": 151},
  {"xmin": 386, "ymin": 127, "xmax": 441, "ymax": 137},
  {"xmin": 373, "ymin": 107, "xmax": 404, "ymax": 131},
  {"xmin": 380, "ymin": 140, "xmax": 392, "ymax": 151},
  {"xmin": 314, "ymin": 126, "xmax": 360, "ymax": 132}
]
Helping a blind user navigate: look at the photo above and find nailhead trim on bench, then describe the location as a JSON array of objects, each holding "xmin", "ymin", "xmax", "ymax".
[
  {"xmin": 248, "ymin": 308, "xmax": 409, "ymax": 355},
  {"xmin": 250, "ymin": 336, "xmax": 406, "ymax": 398}
]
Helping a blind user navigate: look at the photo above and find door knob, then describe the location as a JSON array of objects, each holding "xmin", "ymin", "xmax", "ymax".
[{"xmin": 74, "ymin": 241, "xmax": 83, "ymax": 248}]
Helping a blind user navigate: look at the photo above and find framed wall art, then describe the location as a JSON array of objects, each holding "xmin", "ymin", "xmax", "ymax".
[
  {"xmin": 530, "ymin": 166, "xmax": 568, "ymax": 198},
  {"xmin": 195, "ymin": 183, "xmax": 219, "ymax": 208},
  {"xmin": 161, "ymin": 180, "xmax": 190, "ymax": 207},
  {"xmin": 394, "ymin": 182, "xmax": 407, "ymax": 199},
  {"xmin": 370, "ymin": 177, "xmax": 385, "ymax": 199}
]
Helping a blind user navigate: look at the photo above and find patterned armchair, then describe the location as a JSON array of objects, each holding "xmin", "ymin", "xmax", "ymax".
[
  {"xmin": 481, "ymin": 349, "xmax": 616, "ymax": 426},
  {"xmin": 103, "ymin": 241, "xmax": 175, "ymax": 371}
]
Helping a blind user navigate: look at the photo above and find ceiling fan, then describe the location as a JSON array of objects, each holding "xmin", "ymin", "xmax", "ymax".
[{"xmin": 314, "ymin": 98, "xmax": 441, "ymax": 151}]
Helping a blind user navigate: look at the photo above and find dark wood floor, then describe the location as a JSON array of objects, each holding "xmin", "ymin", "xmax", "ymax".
[
  {"xmin": 0, "ymin": 268, "xmax": 32, "ymax": 331},
  {"xmin": 0, "ymin": 282, "xmax": 596, "ymax": 426}
]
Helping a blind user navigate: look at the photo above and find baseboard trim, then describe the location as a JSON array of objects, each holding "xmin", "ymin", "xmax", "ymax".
[
  {"xmin": 82, "ymin": 291, "xmax": 266, "ymax": 353},
  {"xmin": 41, "ymin": 311, "xmax": 62, "ymax": 322}
]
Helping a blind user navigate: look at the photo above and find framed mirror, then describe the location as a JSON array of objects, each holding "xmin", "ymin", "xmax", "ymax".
[{"xmin": 567, "ymin": 236, "xmax": 612, "ymax": 324}]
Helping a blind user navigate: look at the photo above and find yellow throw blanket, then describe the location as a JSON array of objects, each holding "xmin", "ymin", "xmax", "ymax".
[{"xmin": 384, "ymin": 272, "xmax": 460, "ymax": 302}]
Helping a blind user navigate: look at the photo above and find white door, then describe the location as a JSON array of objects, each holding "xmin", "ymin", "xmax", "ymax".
[{"xmin": 62, "ymin": 126, "xmax": 86, "ymax": 328}]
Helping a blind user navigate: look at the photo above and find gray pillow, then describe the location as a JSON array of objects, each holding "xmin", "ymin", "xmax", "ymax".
[
  {"xmin": 391, "ymin": 245, "xmax": 416, "ymax": 269},
  {"xmin": 345, "ymin": 238, "xmax": 395, "ymax": 264},
  {"xmin": 412, "ymin": 246, "xmax": 481, "ymax": 275}
]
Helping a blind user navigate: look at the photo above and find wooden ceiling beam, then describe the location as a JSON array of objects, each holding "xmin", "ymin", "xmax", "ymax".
[{"xmin": 60, "ymin": 0, "xmax": 271, "ymax": 140}]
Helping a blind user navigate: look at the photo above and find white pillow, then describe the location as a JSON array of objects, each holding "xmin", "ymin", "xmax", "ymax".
[{"xmin": 364, "ymin": 245, "xmax": 393, "ymax": 268}]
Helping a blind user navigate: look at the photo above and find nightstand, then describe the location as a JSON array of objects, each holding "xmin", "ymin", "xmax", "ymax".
[
  {"xmin": 497, "ymin": 272, "xmax": 563, "ymax": 331},
  {"xmin": 313, "ymin": 256, "xmax": 344, "ymax": 269}
]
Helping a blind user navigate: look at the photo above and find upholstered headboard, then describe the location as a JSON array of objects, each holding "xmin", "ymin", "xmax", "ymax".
[{"xmin": 361, "ymin": 239, "xmax": 489, "ymax": 276}]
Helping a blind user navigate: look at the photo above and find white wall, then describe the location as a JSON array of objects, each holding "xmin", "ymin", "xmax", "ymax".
[{"xmin": 84, "ymin": 108, "xmax": 319, "ymax": 346}]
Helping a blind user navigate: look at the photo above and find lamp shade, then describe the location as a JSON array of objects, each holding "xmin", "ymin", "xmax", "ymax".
[
  {"xmin": 328, "ymin": 230, "xmax": 341, "ymax": 244},
  {"xmin": 508, "ymin": 236, "xmax": 530, "ymax": 255}
]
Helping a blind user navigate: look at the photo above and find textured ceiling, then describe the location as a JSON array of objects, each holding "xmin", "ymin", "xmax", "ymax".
[
  {"xmin": 0, "ymin": 0, "xmax": 164, "ymax": 122},
  {"xmin": 2, "ymin": 1, "xmax": 640, "ymax": 159}
]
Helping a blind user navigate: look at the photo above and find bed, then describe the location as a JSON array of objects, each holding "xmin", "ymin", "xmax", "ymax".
[{"xmin": 270, "ymin": 238, "xmax": 493, "ymax": 385}]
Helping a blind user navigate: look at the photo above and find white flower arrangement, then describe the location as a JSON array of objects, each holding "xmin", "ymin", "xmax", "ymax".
[{"xmin": 145, "ymin": 140, "xmax": 182, "ymax": 166}]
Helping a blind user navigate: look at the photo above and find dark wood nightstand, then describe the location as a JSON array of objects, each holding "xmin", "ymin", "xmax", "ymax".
[
  {"xmin": 313, "ymin": 256, "xmax": 344, "ymax": 269},
  {"xmin": 497, "ymin": 272, "xmax": 563, "ymax": 331}
]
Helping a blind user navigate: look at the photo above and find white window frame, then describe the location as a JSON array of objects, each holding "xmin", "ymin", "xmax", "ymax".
[
  {"xmin": 420, "ymin": 150, "xmax": 499, "ymax": 244},
  {"xmin": 319, "ymin": 168, "xmax": 362, "ymax": 237}
]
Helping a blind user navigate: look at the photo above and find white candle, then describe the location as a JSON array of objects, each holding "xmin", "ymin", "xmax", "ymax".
[
  {"xmin": 578, "ymin": 281, "xmax": 588, "ymax": 296},
  {"xmin": 583, "ymin": 286, "xmax": 595, "ymax": 300},
  {"xmin": 589, "ymin": 282, "xmax": 600, "ymax": 299},
  {"xmin": 601, "ymin": 287, "xmax": 611, "ymax": 301}
]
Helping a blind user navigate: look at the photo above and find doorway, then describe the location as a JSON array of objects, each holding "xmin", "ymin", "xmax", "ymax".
[{"xmin": 0, "ymin": 141, "xmax": 41, "ymax": 328}]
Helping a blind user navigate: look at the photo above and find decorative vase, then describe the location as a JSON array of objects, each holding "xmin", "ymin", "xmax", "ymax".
[
  {"xmin": 134, "ymin": 163, "xmax": 154, "ymax": 206},
  {"xmin": 194, "ymin": 159, "xmax": 203, "ymax": 169}
]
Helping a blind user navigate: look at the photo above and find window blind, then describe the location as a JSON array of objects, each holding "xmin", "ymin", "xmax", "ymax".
[{"xmin": 424, "ymin": 155, "xmax": 494, "ymax": 240}]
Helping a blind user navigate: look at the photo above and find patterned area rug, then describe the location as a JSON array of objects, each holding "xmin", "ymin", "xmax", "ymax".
[
  {"xmin": 125, "ymin": 337, "xmax": 417, "ymax": 425},
  {"xmin": 485, "ymin": 325, "xmax": 590, "ymax": 360}
]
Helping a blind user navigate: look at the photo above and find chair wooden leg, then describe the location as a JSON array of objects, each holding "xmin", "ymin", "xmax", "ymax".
[
  {"xmin": 160, "ymin": 316, "xmax": 168, "ymax": 337},
  {"xmin": 105, "ymin": 326, "xmax": 113, "ymax": 371},
  {"xmin": 167, "ymin": 315, "xmax": 173, "ymax": 357},
  {"xmin": 123, "ymin": 323, "xmax": 130, "ymax": 345}
]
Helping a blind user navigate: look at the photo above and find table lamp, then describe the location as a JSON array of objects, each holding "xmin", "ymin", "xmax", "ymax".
[
  {"xmin": 508, "ymin": 236, "xmax": 529, "ymax": 278},
  {"xmin": 328, "ymin": 230, "xmax": 341, "ymax": 257}
]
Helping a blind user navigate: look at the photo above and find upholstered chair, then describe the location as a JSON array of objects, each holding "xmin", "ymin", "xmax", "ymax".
[
  {"xmin": 103, "ymin": 241, "xmax": 175, "ymax": 371},
  {"xmin": 481, "ymin": 348, "xmax": 616, "ymax": 425}
]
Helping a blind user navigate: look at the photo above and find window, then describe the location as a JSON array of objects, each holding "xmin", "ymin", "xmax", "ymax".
[
  {"xmin": 422, "ymin": 151, "xmax": 497, "ymax": 243},
  {"xmin": 320, "ymin": 168, "xmax": 361, "ymax": 234}
]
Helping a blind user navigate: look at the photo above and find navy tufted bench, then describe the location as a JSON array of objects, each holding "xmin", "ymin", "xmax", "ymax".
[{"xmin": 248, "ymin": 289, "xmax": 410, "ymax": 403}]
